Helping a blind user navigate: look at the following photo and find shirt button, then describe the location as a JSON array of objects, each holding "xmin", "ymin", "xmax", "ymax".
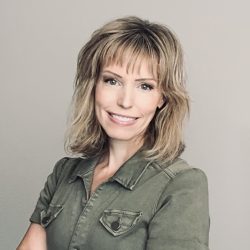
[
  {"xmin": 111, "ymin": 220, "xmax": 120, "ymax": 231},
  {"xmin": 41, "ymin": 216, "xmax": 50, "ymax": 225}
]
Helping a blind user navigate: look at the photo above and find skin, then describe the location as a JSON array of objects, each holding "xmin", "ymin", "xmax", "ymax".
[
  {"xmin": 95, "ymin": 60, "xmax": 163, "ymax": 146},
  {"xmin": 16, "ymin": 223, "xmax": 47, "ymax": 250},
  {"xmin": 92, "ymin": 58, "xmax": 164, "ymax": 193},
  {"xmin": 17, "ymin": 58, "xmax": 164, "ymax": 250}
]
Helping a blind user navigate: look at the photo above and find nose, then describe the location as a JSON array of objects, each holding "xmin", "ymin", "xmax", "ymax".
[{"xmin": 117, "ymin": 86, "xmax": 134, "ymax": 109}]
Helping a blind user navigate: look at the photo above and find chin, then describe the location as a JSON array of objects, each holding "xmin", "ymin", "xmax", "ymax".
[{"xmin": 105, "ymin": 129, "xmax": 140, "ymax": 142}]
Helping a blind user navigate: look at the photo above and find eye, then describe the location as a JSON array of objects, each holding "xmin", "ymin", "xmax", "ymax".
[
  {"xmin": 103, "ymin": 77, "xmax": 118, "ymax": 86},
  {"xmin": 140, "ymin": 83, "xmax": 154, "ymax": 91}
]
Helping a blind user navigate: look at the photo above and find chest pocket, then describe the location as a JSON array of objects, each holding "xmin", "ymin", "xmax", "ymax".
[
  {"xmin": 99, "ymin": 209, "xmax": 142, "ymax": 237},
  {"xmin": 40, "ymin": 204, "xmax": 63, "ymax": 228}
]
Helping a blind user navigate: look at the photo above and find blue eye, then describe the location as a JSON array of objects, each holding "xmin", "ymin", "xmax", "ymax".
[
  {"xmin": 140, "ymin": 83, "xmax": 154, "ymax": 91},
  {"xmin": 104, "ymin": 78, "xmax": 117, "ymax": 85}
]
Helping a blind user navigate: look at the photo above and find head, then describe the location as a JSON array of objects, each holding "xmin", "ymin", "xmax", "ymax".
[{"xmin": 65, "ymin": 16, "xmax": 189, "ymax": 163}]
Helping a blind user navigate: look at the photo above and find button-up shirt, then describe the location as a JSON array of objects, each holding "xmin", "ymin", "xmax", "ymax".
[{"xmin": 30, "ymin": 151, "xmax": 210, "ymax": 250}]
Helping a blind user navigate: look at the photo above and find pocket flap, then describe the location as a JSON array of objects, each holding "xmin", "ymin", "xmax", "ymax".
[
  {"xmin": 99, "ymin": 209, "xmax": 142, "ymax": 236},
  {"xmin": 40, "ymin": 204, "xmax": 63, "ymax": 227}
]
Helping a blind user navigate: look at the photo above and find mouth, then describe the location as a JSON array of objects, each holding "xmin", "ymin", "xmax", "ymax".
[{"xmin": 107, "ymin": 112, "xmax": 138, "ymax": 125}]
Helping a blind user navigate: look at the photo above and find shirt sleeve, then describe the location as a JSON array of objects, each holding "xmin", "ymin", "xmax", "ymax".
[
  {"xmin": 29, "ymin": 157, "xmax": 69, "ymax": 224},
  {"xmin": 146, "ymin": 168, "xmax": 210, "ymax": 250}
]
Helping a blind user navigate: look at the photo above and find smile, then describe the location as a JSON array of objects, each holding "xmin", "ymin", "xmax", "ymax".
[{"xmin": 108, "ymin": 112, "xmax": 138, "ymax": 125}]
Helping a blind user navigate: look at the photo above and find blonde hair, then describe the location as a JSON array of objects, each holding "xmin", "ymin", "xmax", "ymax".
[{"xmin": 65, "ymin": 16, "xmax": 190, "ymax": 163}]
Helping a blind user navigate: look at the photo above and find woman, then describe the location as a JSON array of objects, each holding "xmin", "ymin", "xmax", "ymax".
[{"xmin": 17, "ymin": 16, "xmax": 210, "ymax": 250}]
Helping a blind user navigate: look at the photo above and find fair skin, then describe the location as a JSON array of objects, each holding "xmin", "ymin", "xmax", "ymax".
[
  {"xmin": 16, "ymin": 223, "xmax": 47, "ymax": 250},
  {"xmin": 17, "ymin": 58, "xmax": 163, "ymax": 250},
  {"xmin": 92, "ymin": 58, "xmax": 163, "ymax": 193}
]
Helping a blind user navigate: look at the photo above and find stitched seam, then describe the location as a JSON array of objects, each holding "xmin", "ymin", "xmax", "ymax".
[
  {"xmin": 129, "ymin": 161, "xmax": 152, "ymax": 189},
  {"xmin": 150, "ymin": 161, "xmax": 192, "ymax": 216},
  {"xmin": 55, "ymin": 157, "xmax": 70, "ymax": 188},
  {"xmin": 151, "ymin": 161, "xmax": 175, "ymax": 179},
  {"xmin": 149, "ymin": 162, "xmax": 173, "ymax": 214}
]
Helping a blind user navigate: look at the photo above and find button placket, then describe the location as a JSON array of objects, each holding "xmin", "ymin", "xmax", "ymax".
[{"xmin": 69, "ymin": 184, "xmax": 107, "ymax": 248}]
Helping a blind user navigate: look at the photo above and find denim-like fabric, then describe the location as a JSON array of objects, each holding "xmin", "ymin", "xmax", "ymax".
[{"xmin": 30, "ymin": 151, "xmax": 210, "ymax": 250}]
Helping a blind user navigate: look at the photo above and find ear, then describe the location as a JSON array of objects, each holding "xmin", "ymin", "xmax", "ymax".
[{"xmin": 157, "ymin": 96, "xmax": 166, "ymax": 109}]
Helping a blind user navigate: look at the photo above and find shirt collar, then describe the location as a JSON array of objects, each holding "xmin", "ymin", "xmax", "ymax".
[
  {"xmin": 110, "ymin": 151, "xmax": 152, "ymax": 190},
  {"xmin": 68, "ymin": 150, "xmax": 152, "ymax": 190},
  {"xmin": 68, "ymin": 156, "xmax": 100, "ymax": 183}
]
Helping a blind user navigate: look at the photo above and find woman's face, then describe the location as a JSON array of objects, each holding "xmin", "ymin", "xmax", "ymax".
[{"xmin": 95, "ymin": 59, "xmax": 164, "ymax": 145}]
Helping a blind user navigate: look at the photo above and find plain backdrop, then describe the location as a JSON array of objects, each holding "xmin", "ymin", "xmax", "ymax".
[{"xmin": 1, "ymin": 0, "xmax": 250, "ymax": 249}]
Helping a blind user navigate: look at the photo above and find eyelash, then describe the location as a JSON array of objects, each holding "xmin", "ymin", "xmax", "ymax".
[
  {"xmin": 102, "ymin": 77, "xmax": 154, "ymax": 91},
  {"xmin": 103, "ymin": 77, "xmax": 118, "ymax": 85},
  {"xmin": 140, "ymin": 83, "xmax": 154, "ymax": 91}
]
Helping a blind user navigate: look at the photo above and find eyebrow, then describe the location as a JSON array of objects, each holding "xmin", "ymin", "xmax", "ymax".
[{"xmin": 101, "ymin": 70, "xmax": 157, "ymax": 83}]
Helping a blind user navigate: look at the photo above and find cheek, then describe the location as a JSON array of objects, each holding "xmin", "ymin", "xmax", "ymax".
[
  {"xmin": 95, "ymin": 84, "xmax": 102, "ymax": 103},
  {"xmin": 95, "ymin": 85, "xmax": 115, "ymax": 108},
  {"xmin": 136, "ymin": 96, "xmax": 160, "ymax": 116}
]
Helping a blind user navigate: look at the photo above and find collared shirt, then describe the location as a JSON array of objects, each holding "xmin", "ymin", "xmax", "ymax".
[{"xmin": 30, "ymin": 151, "xmax": 210, "ymax": 250}]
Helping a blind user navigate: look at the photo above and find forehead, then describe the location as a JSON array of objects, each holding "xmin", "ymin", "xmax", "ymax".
[{"xmin": 102, "ymin": 51, "xmax": 158, "ymax": 78}]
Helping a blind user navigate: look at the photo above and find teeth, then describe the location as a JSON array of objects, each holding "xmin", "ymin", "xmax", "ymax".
[{"xmin": 111, "ymin": 114, "xmax": 135, "ymax": 122}]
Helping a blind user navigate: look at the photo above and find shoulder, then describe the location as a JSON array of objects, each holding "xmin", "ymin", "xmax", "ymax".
[
  {"xmin": 52, "ymin": 157, "xmax": 81, "ymax": 173},
  {"xmin": 49, "ymin": 156, "xmax": 82, "ymax": 184},
  {"xmin": 148, "ymin": 160, "xmax": 210, "ymax": 249},
  {"xmin": 154, "ymin": 157, "xmax": 208, "ymax": 183},
  {"xmin": 51, "ymin": 156, "xmax": 100, "ymax": 184},
  {"xmin": 151, "ymin": 158, "xmax": 209, "ymax": 199},
  {"xmin": 152, "ymin": 158, "xmax": 209, "ymax": 212}
]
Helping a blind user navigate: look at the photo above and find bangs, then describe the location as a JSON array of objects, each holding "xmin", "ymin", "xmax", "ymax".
[{"xmin": 99, "ymin": 35, "xmax": 160, "ymax": 81}]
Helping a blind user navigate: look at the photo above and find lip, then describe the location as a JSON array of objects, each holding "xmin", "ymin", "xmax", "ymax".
[
  {"xmin": 107, "ymin": 112, "xmax": 138, "ymax": 126},
  {"xmin": 108, "ymin": 112, "xmax": 138, "ymax": 119}
]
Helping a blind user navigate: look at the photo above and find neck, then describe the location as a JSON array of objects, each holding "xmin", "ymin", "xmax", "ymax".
[{"xmin": 102, "ymin": 138, "xmax": 143, "ymax": 172}]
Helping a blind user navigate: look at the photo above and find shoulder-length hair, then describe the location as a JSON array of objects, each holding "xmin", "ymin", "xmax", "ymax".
[{"xmin": 65, "ymin": 16, "xmax": 190, "ymax": 164}]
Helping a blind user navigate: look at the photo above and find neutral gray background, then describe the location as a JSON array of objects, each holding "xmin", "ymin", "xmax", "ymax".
[{"xmin": 1, "ymin": 0, "xmax": 249, "ymax": 249}]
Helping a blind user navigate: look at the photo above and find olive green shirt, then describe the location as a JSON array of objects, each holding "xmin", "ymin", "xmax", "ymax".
[{"xmin": 30, "ymin": 151, "xmax": 210, "ymax": 250}]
